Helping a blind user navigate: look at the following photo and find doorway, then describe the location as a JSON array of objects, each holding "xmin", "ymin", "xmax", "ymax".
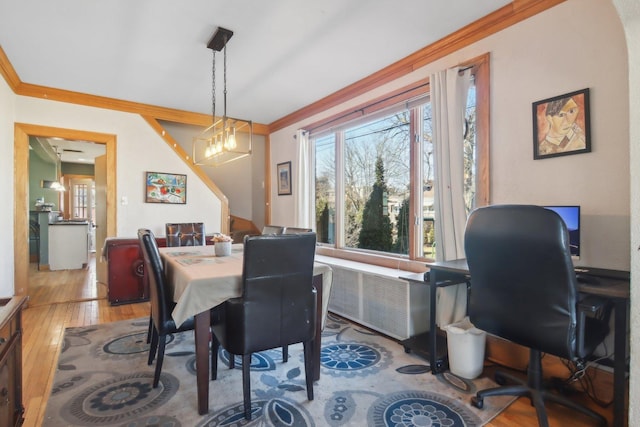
[{"xmin": 13, "ymin": 123, "xmax": 117, "ymax": 300}]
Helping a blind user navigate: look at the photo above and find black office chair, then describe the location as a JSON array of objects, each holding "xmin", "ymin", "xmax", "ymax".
[
  {"xmin": 165, "ymin": 222, "xmax": 205, "ymax": 247},
  {"xmin": 464, "ymin": 205, "xmax": 611, "ymax": 427},
  {"xmin": 210, "ymin": 233, "xmax": 317, "ymax": 420},
  {"xmin": 138, "ymin": 228, "xmax": 214, "ymax": 388}
]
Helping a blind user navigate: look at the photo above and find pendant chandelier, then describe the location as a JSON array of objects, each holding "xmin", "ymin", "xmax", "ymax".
[
  {"xmin": 192, "ymin": 27, "xmax": 252, "ymax": 167},
  {"xmin": 41, "ymin": 146, "xmax": 66, "ymax": 191}
]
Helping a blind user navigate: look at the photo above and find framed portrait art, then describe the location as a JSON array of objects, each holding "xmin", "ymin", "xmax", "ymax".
[
  {"xmin": 277, "ymin": 161, "xmax": 292, "ymax": 196},
  {"xmin": 145, "ymin": 171, "xmax": 187, "ymax": 204},
  {"xmin": 532, "ymin": 88, "xmax": 591, "ymax": 160}
]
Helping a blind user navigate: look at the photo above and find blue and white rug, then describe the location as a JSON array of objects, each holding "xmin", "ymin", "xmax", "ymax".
[{"xmin": 44, "ymin": 314, "xmax": 514, "ymax": 426}]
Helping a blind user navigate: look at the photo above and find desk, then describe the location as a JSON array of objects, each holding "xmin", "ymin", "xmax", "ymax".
[
  {"xmin": 402, "ymin": 259, "xmax": 629, "ymax": 427},
  {"xmin": 159, "ymin": 244, "xmax": 333, "ymax": 414}
]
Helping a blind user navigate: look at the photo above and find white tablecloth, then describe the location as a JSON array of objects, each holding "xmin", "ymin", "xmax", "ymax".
[{"xmin": 159, "ymin": 244, "xmax": 333, "ymax": 328}]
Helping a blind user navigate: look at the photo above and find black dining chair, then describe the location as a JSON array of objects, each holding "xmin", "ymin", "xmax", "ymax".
[
  {"xmin": 210, "ymin": 233, "xmax": 317, "ymax": 420},
  {"xmin": 464, "ymin": 205, "xmax": 611, "ymax": 427},
  {"xmin": 283, "ymin": 227, "xmax": 312, "ymax": 234},
  {"xmin": 165, "ymin": 222, "xmax": 205, "ymax": 247},
  {"xmin": 138, "ymin": 228, "xmax": 215, "ymax": 388},
  {"xmin": 144, "ymin": 222, "xmax": 205, "ymax": 344},
  {"xmin": 261, "ymin": 225, "xmax": 284, "ymax": 235}
]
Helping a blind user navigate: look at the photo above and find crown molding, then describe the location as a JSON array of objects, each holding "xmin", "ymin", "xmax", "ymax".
[
  {"xmin": 0, "ymin": 45, "xmax": 20, "ymax": 90},
  {"xmin": 268, "ymin": 0, "xmax": 566, "ymax": 133},
  {"xmin": 2, "ymin": 0, "xmax": 564, "ymax": 137},
  {"xmin": 0, "ymin": 46, "xmax": 269, "ymax": 136}
]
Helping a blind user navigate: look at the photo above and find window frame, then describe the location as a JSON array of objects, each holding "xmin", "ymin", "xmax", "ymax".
[{"xmin": 310, "ymin": 54, "xmax": 490, "ymax": 270}]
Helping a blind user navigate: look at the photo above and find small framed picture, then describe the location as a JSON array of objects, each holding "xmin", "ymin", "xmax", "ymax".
[
  {"xmin": 145, "ymin": 171, "xmax": 187, "ymax": 204},
  {"xmin": 532, "ymin": 88, "xmax": 591, "ymax": 160},
  {"xmin": 277, "ymin": 161, "xmax": 292, "ymax": 196}
]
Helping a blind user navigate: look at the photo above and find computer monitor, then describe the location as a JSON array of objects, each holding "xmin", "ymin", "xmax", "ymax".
[{"xmin": 543, "ymin": 205, "xmax": 580, "ymax": 260}]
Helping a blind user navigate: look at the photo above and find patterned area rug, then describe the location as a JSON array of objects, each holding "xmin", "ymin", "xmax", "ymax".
[{"xmin": 43, "ymin": 314, "xmax": 515, "ymax": 426}]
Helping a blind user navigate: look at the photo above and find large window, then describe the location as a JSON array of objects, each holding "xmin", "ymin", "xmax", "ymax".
[
  {"xmin": 313, "ymin": 59, "xmax": 487, "ymax": 262},
  {"xmin": 342, "ymin": 111, "xmax": 411, "ymax": 253}
]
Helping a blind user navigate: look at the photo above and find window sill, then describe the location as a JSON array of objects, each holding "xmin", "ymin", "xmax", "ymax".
[{"xmin": 316, "ymin": 246, "xmax": 427, "ymax": 274}]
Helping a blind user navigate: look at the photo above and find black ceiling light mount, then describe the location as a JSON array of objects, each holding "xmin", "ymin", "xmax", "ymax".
[{"xmin": 207, "ymin": 27, "xmax": 233, "ymax": 51}]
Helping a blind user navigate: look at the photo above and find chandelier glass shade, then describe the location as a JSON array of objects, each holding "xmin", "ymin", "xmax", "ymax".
[
  {"xmin": 192, "ymin": 27, "xmax": 252, "ymax": 167},
  {"xmin": 41, "ymin": 146, "xmax": 66, "ymax": 191},
  {"xmin": 193, "ymin": 116, "xmax": 252, "ymax": 167}
]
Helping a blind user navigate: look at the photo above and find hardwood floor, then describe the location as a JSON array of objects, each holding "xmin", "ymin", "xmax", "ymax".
[
  {"xmin": 20, "ymin": 257, "xmax": 617, "ymax": 426},
  {"xmin": 22, "ymin": 257, "xmax": 149, "ymax": 427}
]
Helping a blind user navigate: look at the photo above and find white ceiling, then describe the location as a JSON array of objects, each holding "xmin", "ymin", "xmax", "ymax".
[
  {"xmin": 31, "ymin": 137, "xmax": 106, "ymax": 164},
  {"xmin": 0, "ymin": 0, "xmax": 512, "ymax": 127}
]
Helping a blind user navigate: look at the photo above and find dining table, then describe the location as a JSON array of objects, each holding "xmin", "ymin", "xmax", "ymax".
[{"xmin": 159, "ymin": 243, "xmax": 333, "ymax": 415}]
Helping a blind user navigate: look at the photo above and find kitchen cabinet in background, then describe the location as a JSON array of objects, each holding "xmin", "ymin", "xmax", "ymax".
[{"xmin": 48, "ymin": 222, "xmax": 89, "ymax": 270}]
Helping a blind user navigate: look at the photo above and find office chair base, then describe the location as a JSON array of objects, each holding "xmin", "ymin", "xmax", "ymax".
[{"xmin": 471, "ymin": 365, "xmax": 607, "ymax": 427}]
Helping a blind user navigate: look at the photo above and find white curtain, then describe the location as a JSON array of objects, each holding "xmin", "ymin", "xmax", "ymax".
[
  {"xmin": 431, "ymin": 67, "xmax": 471, "ymax": 326},
  {"xmin": 293, "ymin": 130, "xmax": 313, "ymax": 228}
]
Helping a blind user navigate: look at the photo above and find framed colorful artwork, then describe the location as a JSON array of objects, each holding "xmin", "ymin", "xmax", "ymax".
[
  {"xmin": 532, "ymin": 88, "xmax": 591, "ymax": 160},
  {"xmin": 145, "ymin": 171, "xmax": 187, "ymax": 204}
]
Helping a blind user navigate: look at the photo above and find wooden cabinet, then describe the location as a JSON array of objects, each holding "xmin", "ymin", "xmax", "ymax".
[
  {"xmin": 103, "ymin": 237, "xmax": 166, "ymax": 305},
  {"xmin": 0, "ymin": 297, "xmax": 26, "ymax": 427},
  {"xmin": 103, "ymin": 237, "xmax": 219, "ymax": 305}
]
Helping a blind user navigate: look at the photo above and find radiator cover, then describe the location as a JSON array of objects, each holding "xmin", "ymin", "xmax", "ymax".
[{"xmin": 318, "ymin": 256, "xmax": 430, "ymax": 340}]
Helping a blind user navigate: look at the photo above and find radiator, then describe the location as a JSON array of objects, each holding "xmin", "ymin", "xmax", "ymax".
[{"xmin": 318, "ymin": 256, "xmax": 430, "ymax": 340}]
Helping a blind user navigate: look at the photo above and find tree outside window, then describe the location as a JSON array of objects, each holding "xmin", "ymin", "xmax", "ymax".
[{"xmin": 312, "ymin": 66, "xmax": 483, "ymax": 261}]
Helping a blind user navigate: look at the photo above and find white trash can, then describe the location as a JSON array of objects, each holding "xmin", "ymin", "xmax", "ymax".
[{"xmin": 443, "ymin": 317, "xmax": 486, "ymax": 379}]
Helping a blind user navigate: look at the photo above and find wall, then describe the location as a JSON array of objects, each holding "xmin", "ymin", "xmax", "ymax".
[
  {"xmin": 0, "ymin": 89, "xmax": 221, "ymax": 297},
  {"xmin": 62, "ymin": 162, "xmax": 95, "ymax": 176},
  {"xmin": 13, "ymin": 96, "xmax": 224, "ymax": 239},
  {"xmin": 28, "ymin": 153, "xmax": 58, "ymax": 209},
  {"xmin": 484, "ymin": 0, "xmax": 629, "ymax": 270},
  {"xmin": 207, "ymin": 133, "xmax": 267, "ymax": 225},
  {"xmin": 156, "ymin": 121, "xmax": 266, "ymax": 227},
  {"xmin": 611, "ymin": 0, "xmax": 639, "ymax": 421},
  {"xmin": 270, "ymin": 0, "xmax": 630, "ymax": 270},
  {"xmin": 0, "ymin": 74, "xmax": 15, "ymax": 296},
  {"xmin": 250, "ymin": 137, "xmax": 266, "ymax": 231}
]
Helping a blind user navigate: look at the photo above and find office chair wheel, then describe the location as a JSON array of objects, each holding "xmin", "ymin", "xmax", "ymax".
[{"xmin": 471, "ymin": 395, "xmax": 483, "ymax": 409}]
